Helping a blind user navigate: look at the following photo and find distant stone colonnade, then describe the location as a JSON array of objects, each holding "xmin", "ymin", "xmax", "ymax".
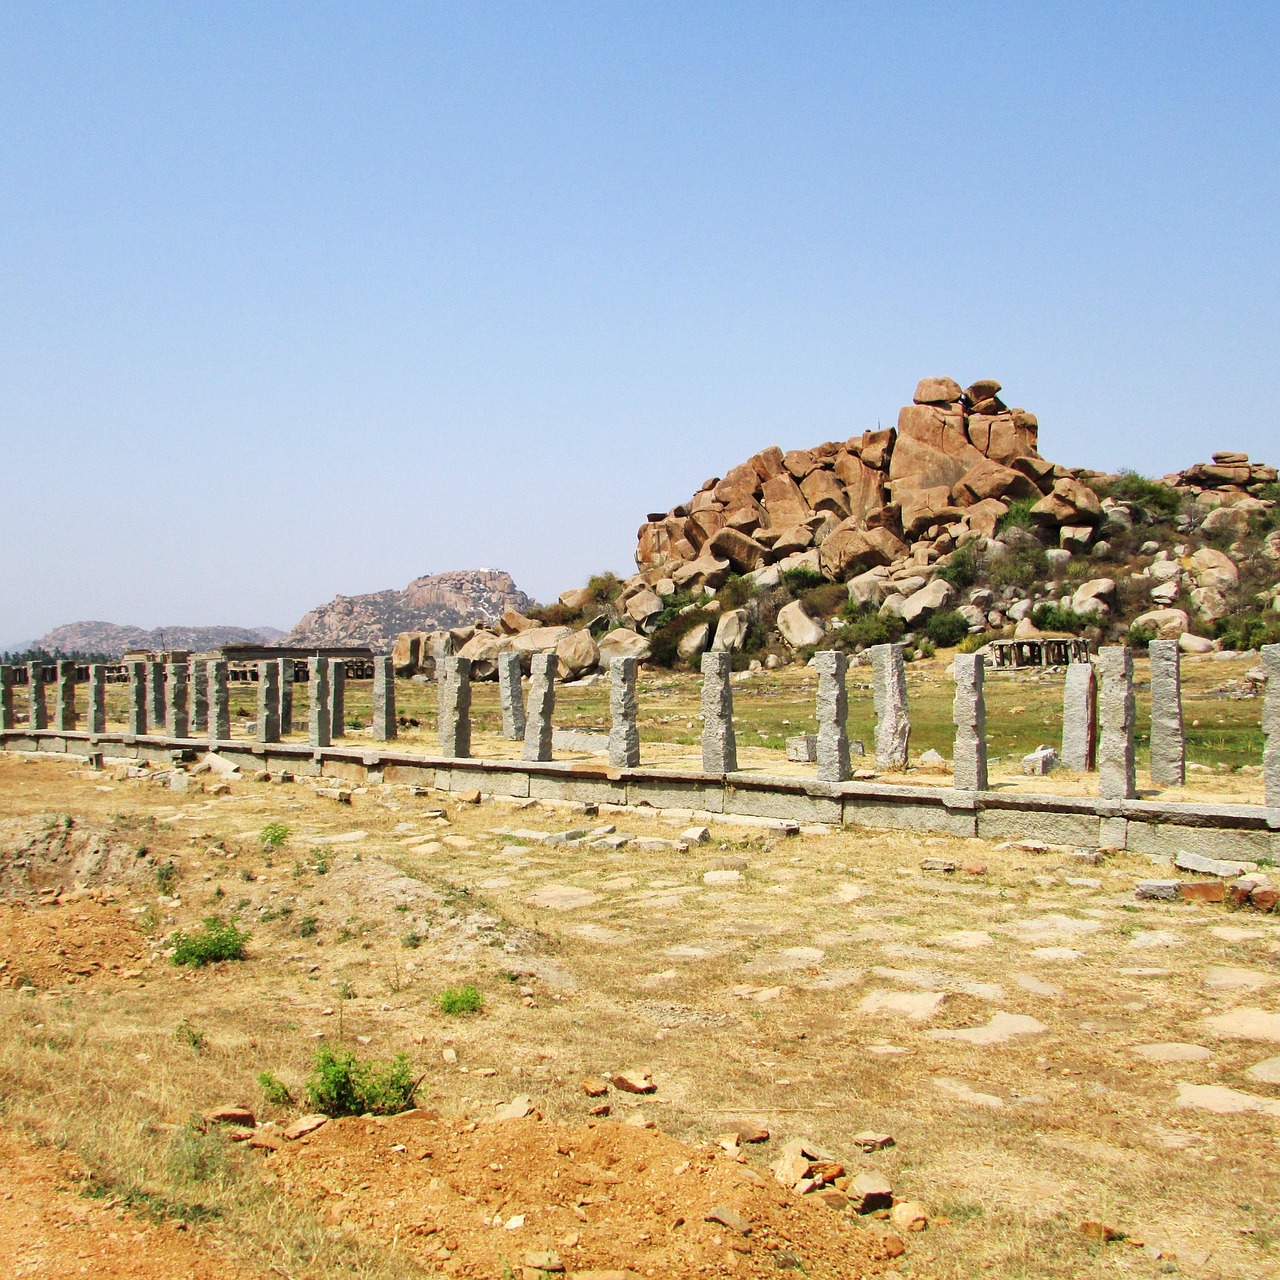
[{"xmin": 0, "ymin": 645, "xmax": 1276, "ymax": 812}]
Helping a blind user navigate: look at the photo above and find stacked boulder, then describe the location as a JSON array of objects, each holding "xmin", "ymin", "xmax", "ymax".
[
  {"xmin": 1160, "ymin": 453, "xmax": 1279, "ymax": 540},
  {"xmin": 634, "ymin": 377, "xmax": 1095, "ymax": 587}
]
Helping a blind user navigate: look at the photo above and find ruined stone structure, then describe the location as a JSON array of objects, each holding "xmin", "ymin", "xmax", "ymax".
[
  {"xmin": 371, "ymin": 656, "xmax": 397, "ymax": 741},
  {"xmin": 1061, "ymin": 662, "xmax": 1098, "ymax": 771},
  {"xmin": 165, "ymin": 662, "xmax": 189, "ymax": 738},
  {"xmin": 498, "ymin": 653, "xmax": 525, "ymax": 741},
  {"xmin": 700, "ymin": 651, "xmax": 737, "ymax": 774},
  {"xmin": 1098, "ymin": 646, "xmax": 1136, "ymax": 800},
  {"xmin": 208, "ymin": 661, "xmax": 231, "ymax": 743},
  {"xmin": 608, "ymin": 657, "xmax": 641, "ymax": 769},
  {"xmin": 308, "ymin": 658, "xmax": 331, "ymax": 749},
  {"xmin": 814, "ymin": 650, "xmax": 850, "ymax": 784},
  {"xmin": 257, "ymin": 661, "xmax": 280, "ymax": 744},
  {"xmin": 437, "ymin": 656, "xmax": 472, "ymax": 758},
  {"xmin": 522, "ymin": 654, "xmax": 557, "ymax": 763},
  {"xmin": 1149, "ymin": 640, "xmax": 1185, "ymax": 787}
]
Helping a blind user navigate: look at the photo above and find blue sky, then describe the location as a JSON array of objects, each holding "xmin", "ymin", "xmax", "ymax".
[{"xmin": 2, "ymin": 2, "xmax": 1277, "ymax": 645}]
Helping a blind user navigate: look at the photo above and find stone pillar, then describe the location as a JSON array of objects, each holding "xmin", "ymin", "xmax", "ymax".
[
  {"xmin": 1098, "ymin": 646, "xmax": 1136, "ymax": 800},
  {"xmin": 498, "ymin": 653, "xmax": 526, "ymax": 741},
  {"xmin": 700, "ymin": 651, "xmax": 737, "ymax": 774},
  {"xmin": 146, "ymin": 661, "xmax": 166, "ymax": 733},
  {"xmin": 608, "ymin": 657, "xmax": 640, "ymax": 768},
  {"xmin": 165, "ymin": 662, "xmax": 189, "ymax": 738},
  {"xmin": 256, "ymin": 661, "xmax": 280, "ymax": 743},
  {"xmin": 952, "ymin": 653, "xmax": 988, "ymax": 792},
  {"xmin": 329, "ymin": 659, "xmax": 346, "ymax": 739},
  {"xmin": 55, "ymin": 660, "xmax": 77, "ymax": 732},
  {"xmin": 1148, "ymin": 640, "xmax": 1185, "ymax": 787},
  {"xmin": 0, "ymin": 665, "xmax": 14, "ymax": 731},
  {"xmin": 1262, "ymin": 644, "xmax": 1279, "ymax": 808},
  {"xmin": 1061, "ymin": 661, "xmax": 1097, "ymax": 771},
  {"xmin": 437, "ymin": 656, "xmax": 472, "ymax": 758},
  {"xmin": 522, "ymin": 653, "xmax": 557, "ymax": 762},
  {"xmin": 814, "ymin": 650, "xmax": 851, "ymax": 783},
  {"xmin": 278, "ymin": 659, "xmax": 294, "ymax": 735},
  {"xmin": 208, "ymin": 661, "xmax": 231, "ymax": 743},
  {"xmin": 27, "ymin": 662, "xmax": 47, "ymax": 730},
  {"xmin": 127, "ymin": 661, "xmax": 147, "ymax": 735},
  {"xmin": 189, "ymin": 659, "xmax": 209, "ymax": 735},
  {"xmin": 371, "ymin": 655, "xmax": 397, "ymax": 741},
  {"xmin": 870, "ymin": 643, "xmax": 910, "ymax": 770},
  {"xmin": 308, "ymin": 657, "xmax": 331, "ymax": 748},
  {"xmin": 87, "ymin": 665, "xmax": 106, "ymax": 735}
]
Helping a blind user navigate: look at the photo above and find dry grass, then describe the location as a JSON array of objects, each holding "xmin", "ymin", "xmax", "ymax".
[{"xmin": 1, "ymin": 753, "xmax": 1278, "ymax": 1278}]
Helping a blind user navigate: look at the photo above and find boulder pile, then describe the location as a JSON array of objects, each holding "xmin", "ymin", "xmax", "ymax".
[
  {"xmin": 634, "ymin": 377, "xmax": 1085, "ymax": 588},
  {"xmin": 1159, "ymin": 453, "xmax": 1279, "ymax": 540}
]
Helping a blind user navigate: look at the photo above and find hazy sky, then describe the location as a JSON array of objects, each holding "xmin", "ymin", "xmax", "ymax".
[{"xmin": 2, "ymin": 2, "xmax": 1277, "ymax": 646}]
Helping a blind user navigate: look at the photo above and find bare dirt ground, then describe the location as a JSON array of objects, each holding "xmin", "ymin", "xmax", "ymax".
[{"xmin": 0, "ymin": 749, "xmax": 1277, "ymax": 1279}]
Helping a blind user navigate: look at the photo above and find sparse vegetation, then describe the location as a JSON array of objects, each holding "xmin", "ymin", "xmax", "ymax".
[
  {"xmin": 1093, "ymin": 469, "xmax": 1183, "ymax": 519},
  {"xmin": 169, "ymin": 916, "xmax": 249, "ymax": 966},
  {"xmin": 1031, "ymin": 603, "xmax": 1094, "ymax": 634},
  {"xmin": 259, "ymin": 822, "xmax": 290, "ymax": 849},
  {"xmin": 257, "ymin": 1070, "xmax": 293, "ymax": 1105},
  {"xmin": 304, "ymin": 1045, "xmax": 418, "ymax": 1117},
  {"xmin": 437, "ymin": 983, "xmax": 483, "ymax": 1016}
]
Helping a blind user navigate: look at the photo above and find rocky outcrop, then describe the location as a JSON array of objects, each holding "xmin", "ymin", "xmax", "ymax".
[
  {"xmin": 285, "ymin": 570, "xmax": 533, "ymax": 649},
  {"xmin": 34, "ymin": 622, "xmax": 285, "ymax": 658},
  {"xmin": 634, "ymin": 377, "xmax": 1070, "ymax": 584}
]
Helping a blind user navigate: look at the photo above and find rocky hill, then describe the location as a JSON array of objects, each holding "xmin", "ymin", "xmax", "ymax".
[
  {"xmin": 438, "ymin": 374, "xmax": 1276, "ymax": 682},
  {"xmin": 34, "ymin": 622, "xmax": 286, "ymax": 658},
  {"xmin": 285, "ymin": 570, "xmax": 533, "ymax": 649}
]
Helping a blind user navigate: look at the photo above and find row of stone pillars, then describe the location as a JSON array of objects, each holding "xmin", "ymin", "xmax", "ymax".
[
  {"xmin": 425, "ymin": 641, "xmax": 1280, "ymax": 804},
  {"xmin": 0, "ymin": 656, "xmax": 397, "ymax": 749}
]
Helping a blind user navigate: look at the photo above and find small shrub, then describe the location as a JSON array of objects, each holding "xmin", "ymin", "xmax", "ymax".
[
  {"xmin": 170, "ymin": 916, "xmax": 249, "ymax": 967},
  {"xmin": 401, "ymin": 930, "xmax": 422, "ymax": 949},
  {"xmin": 1127, "ymin": 623, "xmax": 1157, "ymax": 651},
  {"xmin": 155, "ymin": 862, "xmax": 178, "ymax": 894},
  {"xmin": 715, "ymin": 573, "xmax": 757, "ymax": 610},
  {"xmin": 957, "ymin": 631, "xmax": 995, "ymax": 654},
  {"xmin": 647, "ymin": 606, "xmax": 715, "ymax": 668},
  {"xmin": 988, "ymin": 545, "xmax": 1048, "ymax": 591},
  {"xmin": 1093, "ymin": 469, "xmax": 1182, "ymax": 520},
  {"xmin": 996, "ymin": 497, "xmax": 1039, "ymax": 534},
  {"xmin": 173, "ymin": 1020, "xmax": 206, "ymax": 1054},
  {"xmin": 916, "ymin": 639, "xmax": 937, "ymax": 659},
  {"xmin": 166, "ymin": 1124, "xmax": 238, "ymax": 1189},
  {"xmin": 780, "ymin": 566, "xmax": 827, "ymax": 595},
  {"xmin": 1031, "ymin": 604, "xmax": 1093, "ymax": 634},
  {"xmin": 798, "ymin": 581, "xmax": 849, "ymax": 619},
  {"xmin": 1213, "ymin": 612, "xmax": 1280, "ymax": 652},
  {"xmin": 313, "ymin": 858, "xmax": 329, "ymax": 876},
  {"xmin": 936, "ymin": 544, "xmax": 980, "ymax": 591},
  {"xmin": 831, "ymin": 604, "xmax": 905, "ymax": 650},
  {"xmin": 437, "ymin": 984, "xmax": 483, "ymax": 1016},
  {"xmin": 259, "ymin": 822, "xmax": 290, "ymax": 849},
  {"xmin": 925, "ymin": 609, "xmax": 969, "ymax": 648},
  {"xmin": 257, "ymin": 1070, "xmax": 293, "ymax": 1105},
  {"xmin": 296, "ymin": 914, "xmax": 319, "ymax": 938},
  {"xmin": 304, "ymin": 1045, "xmax": 418, "ymax": 1118}
]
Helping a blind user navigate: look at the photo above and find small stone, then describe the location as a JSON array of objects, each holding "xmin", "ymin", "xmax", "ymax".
[
  {"xmin": 960, "ymin": 861, "xmax": 987, "ymax": 875},
  {"xmin": 1174, "ymin": 849, "xmax": 1257, "ymax": 878},
  {"xmin": 1135, "ymin": 880, "xmax": 1180, "ymax": 901},
  {"xmin": 281, "ymin": 1114, "xmax": 329, "ymax": 1140},
  {"xmin": 1022, "ymin": 745, "xmax": 1059, "ymax": 775},
  {"xmin": 889, "ymin": 1201, "xmax": 928, "ymax": 1232},
  {"xmin": 582, "ymin": 1077, "xmax": 609, "ymax": 1097},
  {"xmin": 609, "ymin": 1069, "xmax": 656, "ymax": 1094},
  {"xmin": 456, "ymin": 789, "xmax": 482, "ymax": 804},
  {"xmin": 523, "ymin": 1250, "xmax": 564, "ymax": 1272},
  {"xmin": 730, "ymin": 1120, "xmax": 770, "ymax": 1143},
  {"xmin": 680, "ymin": 826, "xmax": 710, "ymax": 844},
  {"xmin": 1079, "ymin": 1221, "xmax": 1121, "ymax": 1243},
  {"xmin": 920, "ymin": 857, "xmax": 956, "ymax": 873},
  {"xmin": 704, "ymin": 1205, "xmax": 752, "ymax": 1235},
  {"xmin": 1180, "ymin": 881, "xmax": 1225, "ymax": 903},
  {"xmin": 205, "ymin": 1105, "xmax": 255, "ymax": 1128},
  {"xmin": 442, "ymin": 1047, "xmax": 458, "ymax": 1064},
  {"xmin": 848, "ymin": 1171, "xmax": 893, "ymax": 1213},
  {"xmin": 1245, "ymin": 1057, "xmax": 1280, "ymax": 1084},
  {"xmin": 851, "ymin": 1131, "xmax": 894, "ymax": 1152}
]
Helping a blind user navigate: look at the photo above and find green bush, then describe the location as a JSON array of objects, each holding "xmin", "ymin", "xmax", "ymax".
[
  {"xmin": 988, "ymin": 545, "xmax": 1048, "ymax": 591},
  {"xmin": 1031, "ymin": 604, "xmax": 1094, "ymax": 634},
  {"xmin": 295, "ymin": 914, "xmax": 319, "ymax": 938},
  {"xmin": 170, "ymin": 916, "xmax": 249, "ymax": 967},
  {"xmin": 715, "ymin": 574, "xmax": 757, "ymax": 611},
  {"xmin": 437, "ymin": 984, "xmax": 483, "ymax": 1016},
  {"xmin": 304, "ymin": 1045, "xmax": 418, "ymax": 1117},
  {"xmin": 1093, "ymin": 470, "xmax": 1182, "ymax": 520},
  {"xmin": 257, "ymin": 1070, "xmax": 293, "ymax": 1105},
  {"xmin": 647, "ymin": 606, "xmax": 715, "ymax": 668},
  {"xmin": 780, "ymin": 566, "xmax": 827, "ymax": 594},
  {"xmin": 825, "ymin": 610, "xmax": 905, "ymax": 651},
  {"xmin": 259, "ymin": 822, "xmax": 290, "ymax": 849},
  {"xmin": 996, "ymin": 497, "xmax": 1039, "ymax": 534},
  {"xmin": 1213, "ymin": 612, "xmax": 1280, "ymax": 652},
  {"xmin": 798, "ymin": 582, "xmax": 849, "ymax": 619},
  {"xmin": 957, "ymin": 631, "xmax": 995, "ymax": 654},
  {"xmin": 155, "ymin": 862, "xmax": 178, "ymax": 894},
  {"xmin": 936, "ymin": 544, "xmax": 980, "ymax": 591},
  {"xmin": 1127, "ymin": 623, "xmax": 1157, "ymax": 651},
  {"xmin": 916, "ymin": 639, "xmax": 937, "ymax": 659},
  {"xmin": 925, "ymin": 610, "xmax": 969, "ymax": 648},
  {"xmin": 401, "ymin": 930, "xmax": 422, "ymax": 949}
]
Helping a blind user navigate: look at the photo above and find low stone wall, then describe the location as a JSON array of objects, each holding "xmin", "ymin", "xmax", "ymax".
[{"xmin": 5, "ymin": 727, "xmax": 1277, "ymax": 860}]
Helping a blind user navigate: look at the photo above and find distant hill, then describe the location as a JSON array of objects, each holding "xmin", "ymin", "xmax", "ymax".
[
  {"xmin": 35, "ymin": 622, "xmax": 287, "ymax": 658},
  {"xmin": 284, "ymin": 570, "xmax": 533, "ymax": 648}
]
